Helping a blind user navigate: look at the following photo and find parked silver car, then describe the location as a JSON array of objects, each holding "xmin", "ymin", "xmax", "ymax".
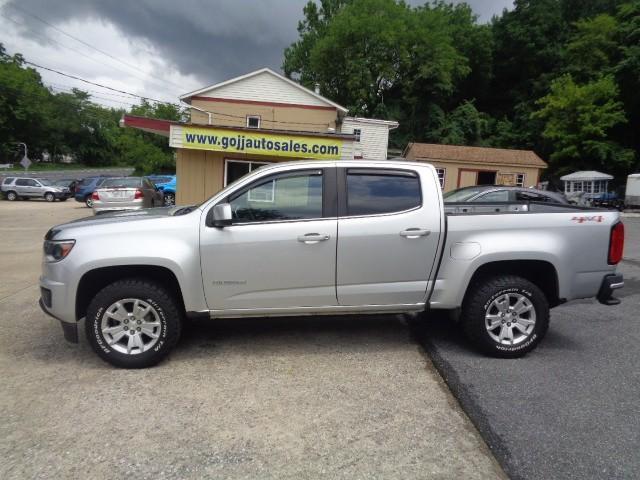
[
  {"xmin": 91, "ymin": 177, "xmax": 163, "ymax": 214},
  {"xmin": 443, "ymin": 185, "xmax": 569, "ymax": 204},
  {"xmin": 1, "ymin": 177, "xmax": 70, "ymax": 201}
]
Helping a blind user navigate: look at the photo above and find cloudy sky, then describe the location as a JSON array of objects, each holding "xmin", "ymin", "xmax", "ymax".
[{"xmin": 0, "ymin": 0, "xmax": 513, "ymax": 108}]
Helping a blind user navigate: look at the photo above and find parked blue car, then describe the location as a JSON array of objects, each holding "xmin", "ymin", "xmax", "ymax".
[
  {"xmin": 147, "ymin": 174, "xmax": 174, "ymax": 187},
  {"xmin": 157, "ymin": 176, "xmax": 176, "ymax": 206},
  {"xmin": 74, "ymin": 176, "xmax": 112, "ymax": 208}
]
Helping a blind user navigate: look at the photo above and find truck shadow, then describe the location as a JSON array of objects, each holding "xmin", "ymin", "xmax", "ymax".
[{"xmin": 175, "ymin": 314, "xmax": 413, "ymax": 358}]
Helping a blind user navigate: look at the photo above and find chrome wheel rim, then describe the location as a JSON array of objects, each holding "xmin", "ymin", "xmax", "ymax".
[
  {"xmin": 86, "ymin": 198, "xmax": 93, "ymax": 207},
  {"xmin": 100, "ymin": 298, "xmax": 161, "ymax": 355},
  {"xmin": 164, "ymin": 194, "xmax": 175, "ymax": 206},
  {"xmin": 485, "ymin": 293, "xmax": 536, "ymax": 345}
]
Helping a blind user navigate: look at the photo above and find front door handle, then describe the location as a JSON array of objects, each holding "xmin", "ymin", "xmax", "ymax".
[
  {"xmin": 400, "ymin": 228, "xmax": 430, "ymax": 239},
  {"xmin": 298, "ymin": 233, "xmax": 330, "ymax": 244}
]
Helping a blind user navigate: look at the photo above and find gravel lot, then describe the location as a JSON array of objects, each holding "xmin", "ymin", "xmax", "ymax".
[
  {"xmin": 413, "ymin": 217, "xmax": 640, "ymax": 480},
  {"xmin": 0, "ymin": 200, "xmax": 503, "ymax": 479}
]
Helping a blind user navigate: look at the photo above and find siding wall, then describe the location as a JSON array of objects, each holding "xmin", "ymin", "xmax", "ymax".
[
  {"xmin": 196, "ymin": 71, "xmax": 331, "ymax": 107},
  {"xmin": 189, "ymin": 100, "xmax": 338, "ymax": 132},
  {"xmin": 340, "ymin": 119, "xmax": 390, "ymax": 160}
]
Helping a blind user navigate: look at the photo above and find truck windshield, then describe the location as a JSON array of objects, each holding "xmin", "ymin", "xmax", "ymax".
[{"xmin": 443, "ymin": 187, "xmax": 486, "ymax": 202}]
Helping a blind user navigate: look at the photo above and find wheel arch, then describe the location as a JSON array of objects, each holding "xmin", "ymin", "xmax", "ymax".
[
  {"xmin": 76, "ymin": 265, "xmax": 186, "ymax": 320},
  {"xmin": 464, "ymin": 260, "xmax": 561, "ymax": 308}
]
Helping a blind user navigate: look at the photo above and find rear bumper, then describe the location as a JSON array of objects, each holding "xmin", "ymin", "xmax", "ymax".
[{"xmin": 597, "ymin": 273, "xmax": 624, "ymax": 305}]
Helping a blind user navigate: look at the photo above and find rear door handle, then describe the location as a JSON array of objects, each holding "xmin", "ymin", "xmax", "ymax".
[
  {"xmin": 400, "ymin": 228, "xmax": 430, "ymax": 239},
  {"xmin": 298, "ymin": 233, "xmax": 330, "ymax": 244}
]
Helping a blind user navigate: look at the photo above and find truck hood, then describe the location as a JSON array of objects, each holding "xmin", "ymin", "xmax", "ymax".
[{"xmin": 46, "ymin": 206, "xmax": 197, "ymax": 240}]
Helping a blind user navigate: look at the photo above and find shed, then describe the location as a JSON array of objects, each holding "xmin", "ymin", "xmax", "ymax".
[{"xmin": 403, "ymin": 143, "xmax": 548, "ymax": 192}]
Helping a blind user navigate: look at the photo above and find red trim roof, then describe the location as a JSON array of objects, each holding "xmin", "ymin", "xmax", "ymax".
[{"xmin": 122, "ymin": 115, "xmax": 176, "ymax": 136}]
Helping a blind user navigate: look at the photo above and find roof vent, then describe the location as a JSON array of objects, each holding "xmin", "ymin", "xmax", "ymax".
[{"xmin": 314, "ymin": 83, "xmax": 320, "ymax": 94}]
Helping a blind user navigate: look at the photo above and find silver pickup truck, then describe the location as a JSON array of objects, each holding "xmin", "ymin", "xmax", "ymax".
[{"xmin": 39, "ymin": 161, "xmax": 625, "ymax": 368}]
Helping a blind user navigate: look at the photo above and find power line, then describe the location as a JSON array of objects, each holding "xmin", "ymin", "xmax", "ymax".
[
  {"xmin": 24, "ymin": 60, "xmax": 181, "ymax": 106},
  {"xmin": 8, "ymin": 3, "xmax": 186, "ymax": 91},
  {"xmin": 47, "ymin": 82, "xmax": 142, "ymax": 99},
  {"xmin": 48, "ymin": 86, "xmax": 142, "ymax": 106},
  {"xmin": 1, "ymin": 10, "xmax": 182, "ymax": 97}
]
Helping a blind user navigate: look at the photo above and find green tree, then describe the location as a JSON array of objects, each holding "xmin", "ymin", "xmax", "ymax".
[
  {"xmin": 424, "ymin": 101, "xmax": 490, "ymax": 146},
  {"xmin": 566, "ymin": 13, "xmax": 619, "ymax": 80},
  {"xmin": 533, "ymin": 74, "xmax": 634, "ymax": 174},
  {"xmin": 0, "ymin": 45, "xmax": 53, "ymax": 161},
  {"xmin": 283, "ymin": 0, "xmax": 352, "ymax": 87}
]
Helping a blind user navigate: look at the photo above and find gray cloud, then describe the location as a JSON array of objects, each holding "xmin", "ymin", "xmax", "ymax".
[{"xmin": 2, "ymin": 0, "xmax": 513, "ymax": 89}]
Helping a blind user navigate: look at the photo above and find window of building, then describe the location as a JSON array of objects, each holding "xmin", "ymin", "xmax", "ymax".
[
  {"xmin": 229, "ymin": 171, "xmax": 323, "ymax": 222},
  {"xmin": 225, "ymin": 159, "xmax": 271, "ymax": 186},
  {"xmin": 516, "ymin": 173, "xmax": 525, "ymax": 187},
  {"xmin": 346, "ymin": 169, "xmax": 421, "ymax": 216},
  {"xmin": 352, "ymin": 128, "xmax": 361, "ymax": 142},
  {"xmin": 246, "ymin": 116, "xmax": 261, "ymax": 129},
  {"xmin": 435, "ymin": 168, "xmax": 446, "ymax": 189}
]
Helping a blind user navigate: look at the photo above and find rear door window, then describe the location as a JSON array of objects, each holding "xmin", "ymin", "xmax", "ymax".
[
  {"xmin": 345, "ymin": 169, "xmax": 421, "ymax": 216},
  {"xmin": 15, "ymin": 179, "xmax": 35, "ymax": 186}
]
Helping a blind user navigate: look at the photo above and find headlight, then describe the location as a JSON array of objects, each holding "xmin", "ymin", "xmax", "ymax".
[{"xmin": 43, "ymin": 240, "xmax": 75, "ymax": 262}]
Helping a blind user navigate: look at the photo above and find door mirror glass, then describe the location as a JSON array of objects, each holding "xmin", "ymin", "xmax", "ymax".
[{"xmin": 212, "ymin": 203, "xmax": 232, "ymax": 227}]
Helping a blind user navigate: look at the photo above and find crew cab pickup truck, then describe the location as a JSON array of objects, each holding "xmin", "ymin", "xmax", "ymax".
[{"xmin": 39, "ymin": 161, "xmax": 625, "ymax": 368}]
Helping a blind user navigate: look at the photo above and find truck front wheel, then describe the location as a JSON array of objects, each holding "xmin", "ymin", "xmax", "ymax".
[
  {"xmin": 462, "ymin": 275, "xmax": 549, "ymax": 358},
  {"xmin": 85, "ymin": 278, "xmax": 182, "ymax": 368}
]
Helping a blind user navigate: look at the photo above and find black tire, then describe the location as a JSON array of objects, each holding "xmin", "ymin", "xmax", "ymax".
[
  {"xmin": 5, "ymin": 191, "xmax": 17, "ymax": 201},
  {"xmin": 461, "ymin": 275, "xmax": 549, "ymax": 358},
  {"xmin": 85, "ymin": 195, "xmax": 93, "ymax": 208},
  {"xmin": 44, "ymin": 192, "xmax": 55, "ymax": 202},
  {"xmin": 163, "ymin": 192, "xmax": 175, "ymax": 206},
  {"xmin": 85, "ymin": 278, "xmax": 183, "ymax": 368}
]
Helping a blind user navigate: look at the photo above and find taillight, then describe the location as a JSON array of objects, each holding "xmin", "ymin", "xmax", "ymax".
[
  {"xmin": 608, "ymin": 222, "xmax": 624, "ymax": 264},
  {"xmin": 134, "ymin": 189, "xmax": 144, "ymax": 199},
  {"xmin": 91, "ymin": 191, "xmax": 99, "ymax": 200}
]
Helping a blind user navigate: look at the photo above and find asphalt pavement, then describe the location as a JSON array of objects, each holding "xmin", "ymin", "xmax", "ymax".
[{"xmin": 412, "ymin": 217, "xmax": 640, "ymax": 480}]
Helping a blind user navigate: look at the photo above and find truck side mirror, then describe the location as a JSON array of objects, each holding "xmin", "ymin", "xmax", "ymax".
[{"xmin": 211, "ymin": 203, "xmax": 232, "ymax": 227}]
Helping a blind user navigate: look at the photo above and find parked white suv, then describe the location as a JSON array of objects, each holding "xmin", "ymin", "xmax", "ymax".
[{"xmin": 2, "ymin": 177, "xmax": 70, "ymax": 202}]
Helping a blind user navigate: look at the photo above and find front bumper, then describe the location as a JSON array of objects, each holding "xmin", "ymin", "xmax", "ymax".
[
  {"xmin": 597, "ymin": 273, "xmax": 624, "ymax": 305},
  {"xmin": 39, "ymin": 297, "xmax": 78, "ymax": 342}
]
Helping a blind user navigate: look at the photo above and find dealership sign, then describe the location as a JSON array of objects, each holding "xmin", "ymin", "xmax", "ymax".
[{"xmin": 180, "ymin": 126, "xmax": 343, "ymax": 159}]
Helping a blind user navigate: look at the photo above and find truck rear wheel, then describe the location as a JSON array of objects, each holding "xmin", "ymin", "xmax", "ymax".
[
  {"xmin": 85, "ymin": 278, "xmax": 182, "ymax": 368},
  {"xmin": 461, "ymin": 275, "xmax": 549, "ymax": 358}
]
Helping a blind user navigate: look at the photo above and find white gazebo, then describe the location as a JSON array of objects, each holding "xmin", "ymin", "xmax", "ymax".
[{"xmin": 560, "ymin": 171, "xmax": 613, "ymax": 198}]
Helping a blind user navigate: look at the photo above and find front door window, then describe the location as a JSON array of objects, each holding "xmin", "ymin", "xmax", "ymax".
[{"xmin": 229, "ymin": 171, "xmax": 323, "ymax": 223}]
